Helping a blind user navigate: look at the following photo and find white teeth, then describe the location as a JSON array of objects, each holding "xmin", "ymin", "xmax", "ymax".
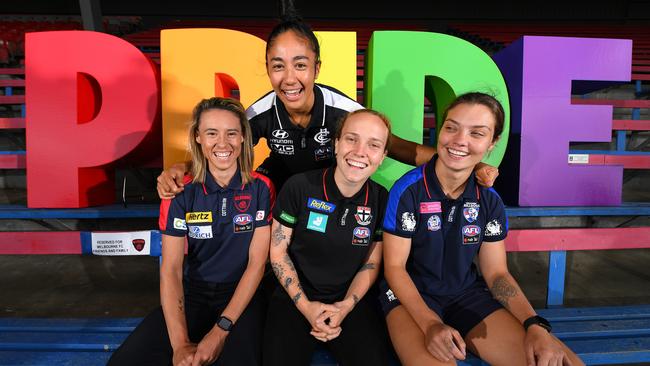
[
  {"xmin": 448, "ymin": 148, "xmax": 468, "ymax": 157},
  {"xmin": 347, "ymin": 159, "xmax": 368, "ymax": 168},
  {"xmin": 214, "ymin": 152, "xmax": 231, "ymax": 158},
  {"xmin": 284, "ymin": 89, "xmax": 301, "ymax": 96}
]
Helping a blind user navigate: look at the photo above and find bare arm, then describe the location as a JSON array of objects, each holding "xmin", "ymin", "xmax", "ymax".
[
  {"xmin": 269, "ymin": 219, "xmax": 341, "ymax": 338},
  {"xmin": 387, "ymin": 133, "xmax": 436, "ymax": 167},
  {"xmin": 192, "ymin": 225, "xmax": 270, "ymax": 365},
  {"xmin": 383, "ymin": 232, "xmax": 466, "ymax": 361},
  {"xmin": 478, "ymin": 240, "xmax": 535, "ymax": 322},
  {"xmin": 320, "ymin": 241, "xmax": 383, "ymax": 333},
  {"xmin": 160, "ymin": 234, "xmax": 196, "ymax": 365},
  {"xmin": 157, "ymin": 162, "xmax": 192, "ymax": 199},
  {"xmin": 479, "ymin": 241, "xmax": 573, "ymax": 365}
]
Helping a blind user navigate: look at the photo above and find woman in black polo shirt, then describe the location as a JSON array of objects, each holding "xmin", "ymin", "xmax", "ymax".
[
  {"xmin": 108, "ymin": 97, "xmax": 273, "ymax": 366},
  {"xmin": 156, "ymin": 6, "xmax": 499, "ymax": 196},
  {"xmin": 264, "ymin": 109, "xmax": 391, "ymax": 365},
  {"xmin": 381, "ymin": 93, "xmax": 583, "ymax": 366}
]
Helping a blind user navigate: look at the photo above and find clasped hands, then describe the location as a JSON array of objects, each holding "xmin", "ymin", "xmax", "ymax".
[{"xmin": 301, "ymin": 298, "xmax": 355, "ymax": 343}]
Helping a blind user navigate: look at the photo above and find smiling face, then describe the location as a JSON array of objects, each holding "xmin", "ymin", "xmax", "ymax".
[
  {"xmin": 266, "ymin": 30, "xmax": 320, "ymax": 117},
  {"xmin": 194, "ymin": 109, "xmax": 244, "ymax": 178},
  {"xmin": 334, "ymin": 112, "xmax": 389, "ymax": 188},
  {"xmin": 436, "ymin": 103, "xmax": 497, "ymax": 174}
]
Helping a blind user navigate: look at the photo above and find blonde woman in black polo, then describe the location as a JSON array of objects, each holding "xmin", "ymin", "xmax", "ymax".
[{"xmin": 263, "ymin": 109, "xmax": 391, "ymax": 366}]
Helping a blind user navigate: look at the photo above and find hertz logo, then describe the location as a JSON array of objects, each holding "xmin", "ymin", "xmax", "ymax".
[{"xmin": 186, "ymin": 212, "xmax": 212, "ymax": 223}]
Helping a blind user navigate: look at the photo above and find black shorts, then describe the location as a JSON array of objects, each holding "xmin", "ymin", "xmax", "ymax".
[{"xmin": 379, "ymin": 278, "xmax": 503, "ymax": 337}]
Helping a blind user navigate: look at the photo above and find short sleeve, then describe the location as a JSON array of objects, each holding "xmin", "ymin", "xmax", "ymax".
[
  {"xmin": 252, "ymin": 173, "xmax": 275, "ymax": 228},
  {"xmin": 248, "ymin": 113, "xmax": 265, "ymax": 146},
  {"xmin": 272, "ymin": 174, "xmax": 303, "ymax": 228},
  {"xmin": 159, "ymin": 193, "xmax": 188, "ymax": 237},
  {"xmin": 482, "ymin": 188, "xmax": 508, "ymax": 242},
  {"xmin": 372, "ymin": 187, "xmax": 389, "ymax": 242},
  {"xmin": 382, "ymin": 183, "xmax": 419, "ymax": 238}
]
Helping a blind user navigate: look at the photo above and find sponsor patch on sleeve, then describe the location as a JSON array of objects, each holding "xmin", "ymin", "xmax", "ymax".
[
  {"xmin": 256, "ymin": 210, "xmax": 265, "ymax": 221},
  {"xmin": 485, "ymin": 219, "xmax": 503, "ymax": 237},
  {"xmin": 279, "ymin": 211, "xmax": 297, "ymax": 224},
  {"xmin": 401, "ymin": 212, "xmax": 416, "ymax": 232},
  {"xmin": 173, "ymin": 218, "xmax": 187, "ymax": 230}
]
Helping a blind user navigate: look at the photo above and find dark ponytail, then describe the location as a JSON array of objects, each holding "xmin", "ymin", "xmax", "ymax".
[{"xmin": 266, "ymin": 0, "xmax": 321, "ymax": 64}]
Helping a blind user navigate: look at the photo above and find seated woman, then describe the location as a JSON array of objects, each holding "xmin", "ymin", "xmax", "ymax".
[
  {"xmin": 264, "ymin": 109, "xmax": 391, "ymax": 366},
  {"xmin": 108, "ymin": 97, "xmax": 274, "ymax": 366},
  {"xmin": 381, "ymin": 92, "xmax": 584, "ymax": 366}
]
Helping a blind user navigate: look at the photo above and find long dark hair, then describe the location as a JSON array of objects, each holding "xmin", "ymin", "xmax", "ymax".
[{"xmin": 266, "ymin": 0, "xmax": 320, "ymax": 64}]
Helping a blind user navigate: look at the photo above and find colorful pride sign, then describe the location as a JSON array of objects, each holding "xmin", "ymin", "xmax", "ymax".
[{"xmin": 24, "ymin": 30, "xmax": 631, "ymax": 207}]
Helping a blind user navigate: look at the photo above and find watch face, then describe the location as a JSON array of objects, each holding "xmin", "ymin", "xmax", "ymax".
[{"xmin": 218, "ymin": 316, "xmax": 233, "ymax": 331}]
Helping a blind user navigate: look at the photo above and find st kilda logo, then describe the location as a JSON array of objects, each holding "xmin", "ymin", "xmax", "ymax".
[
  {"xmin": 132, "ymin": 239, "xmax": 145, "ymax": 252},
  {"xmin": 234, "ymin": 193, "xmax": 252, "ymax": 212}
]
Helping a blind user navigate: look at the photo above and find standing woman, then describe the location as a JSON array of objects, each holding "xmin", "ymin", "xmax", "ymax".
[
  {"xmin": 264, "ymin": 109, "xmax": 391, "ymax": 365},
  {"xmin": 381, "ymin": 93, "xmax": 583, "ymax": 366},
  {"xmin": 108, "ymin": 97, "xmax": 274, "ymax": 366},
  {"xmin": 156, "ymin": 1, "xmax": 498, "ymax": 196}
]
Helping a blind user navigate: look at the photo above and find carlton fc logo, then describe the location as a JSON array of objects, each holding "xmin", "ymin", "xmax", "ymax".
[
  {"xmin": 272, "ymin": 129, "xmax": 289, "ymax": 139},
  {"xmin": 314, "ymin": 128, "xmax": 331, "ymax": 145}
]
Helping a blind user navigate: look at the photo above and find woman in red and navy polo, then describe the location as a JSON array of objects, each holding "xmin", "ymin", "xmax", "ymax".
[{"xmin": 108, "ymin": 97, "xmax": 274, "ymax": 366}]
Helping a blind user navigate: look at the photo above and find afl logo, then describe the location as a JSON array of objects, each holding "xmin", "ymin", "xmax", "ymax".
[
  {"xmin": 272, "ymin": 129, "xmax": 289, "ymax": 139},
  {"xmin": 234, "ymin": 214, "xmax": 253, "ymax": 225},
  {"xmin": 314, "ymin": 128, "xmax": 331, "ymax": 145},
  {"xmin": 353, "ymin": 227, "xmax": 370, "ymax": 239},
  {"xmin": 462, "ymin": 225, "xmax": 481, "ymax": 237}
]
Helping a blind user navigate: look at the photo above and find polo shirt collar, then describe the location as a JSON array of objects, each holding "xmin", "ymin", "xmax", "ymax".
[
  {"xmin": 423, "ymin": 155, "xmax": 479, "ymax": 201},
  {"xmin": 273, "ymin": 84, "xmax": 325, "ymax": 131},
  {"xmin": 322, "ymin": 166, "xmax": 369, "ymax": 206},
  {"xmin": 202, "ymin": 165, "xmax": 243, "ymax": 195}
]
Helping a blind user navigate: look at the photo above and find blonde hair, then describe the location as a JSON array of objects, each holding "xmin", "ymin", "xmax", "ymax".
[
  {"xmin": 336, "ymin": 109, "xmax": 392, "ymax": 152},
  {"xmin": 188, "ymin": 97, "xmax": 254, "ymax": 185}
]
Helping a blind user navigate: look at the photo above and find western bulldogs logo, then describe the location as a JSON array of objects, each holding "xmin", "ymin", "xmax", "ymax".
[{"xmin": 463, "ymin": 207, "xmax": 479, "ymax": 223}]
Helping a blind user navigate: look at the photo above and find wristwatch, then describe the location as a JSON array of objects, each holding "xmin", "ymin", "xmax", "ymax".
[
  {"xmin": 523, "ymin": 315, "xmax": 552, "ymax": 332},
  {"xmin": 216, "ymin": 316, "xmax": 234, "ymax": 332}
]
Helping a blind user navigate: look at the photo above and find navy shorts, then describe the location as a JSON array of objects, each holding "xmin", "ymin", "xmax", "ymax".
[{"xmin": 379, "ymin": 278, "xmax": 503, "ymax": 337}]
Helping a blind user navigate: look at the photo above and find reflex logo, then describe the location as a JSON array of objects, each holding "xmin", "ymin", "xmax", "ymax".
[{"xmin": 307, "ymin": 197, "xmax": 336, "ymax": 213}]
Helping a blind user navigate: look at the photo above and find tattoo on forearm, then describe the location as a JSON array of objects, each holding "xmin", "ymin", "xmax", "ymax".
[
  {"xmin": 491, "ymin": 276, "xmax": 518, "ymax": 308},
  {"xmin": 284, "ymin": 277, "xmax": 293, "ymax": 289},
  {"xmin": 283, "ymin": 254, "xmax": 296, "ymax": 271},
  {"xmin": 177, "ymin": 298, "xmax": 184, "ymax": 313},
  {"xmin": 352, "ymin": 294, "xmax": 359, "ymax": 306},
  {"xmin": 359, "ymin": 263, "xmax": 375, "ymax": 272},
  {"xmin": 292, "ymin": 292, "xmax": 302, "ymax": 304},
  {"xmin": 271, "ymin": 262, "xmax": 284, "ymax": 281},
  {"xmin": 272, "ymin": 226, "xmax": 286, "ymax": 247}
]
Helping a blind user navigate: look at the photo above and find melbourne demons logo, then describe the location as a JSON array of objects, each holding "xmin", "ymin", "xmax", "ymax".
[{"xmin": 234, "ymin": 194, "xmax": 251, "ymax": 212}]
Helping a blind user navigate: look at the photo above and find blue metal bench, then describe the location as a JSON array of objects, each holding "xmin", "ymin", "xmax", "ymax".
[{"xmin": 1, "ymin": 305, "xmax": 650, "ymax": 365}]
